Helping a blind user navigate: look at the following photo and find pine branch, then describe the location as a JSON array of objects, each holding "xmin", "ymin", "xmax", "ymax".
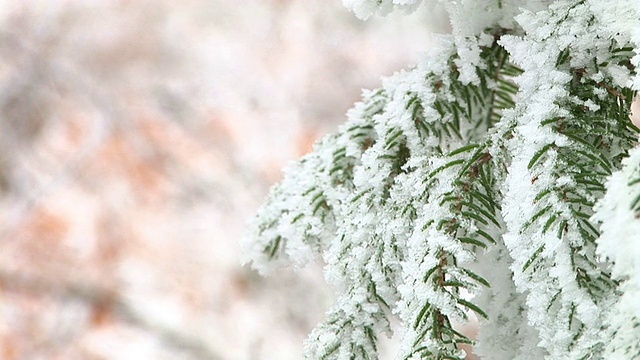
[
  {"xmin": 341, "ymin": 0, "xmax": 423, "ymax": 20},
  {"xmin": 242, "ymin": 89, "xmax": 386, "ymax": 274},
  {"xmin": 499, "ymin": 1, "xmax": 638, "ymax": 357},
  {"xmin": 592, "ymin": 143, "xmax": 640, "ymax": 358},
  {"xmin": 244, "ymin": 0, "xmax": 640, "ymax": 358},
  {"xmin": 304, "ymin": 36, "xmax": 476, "ymax": 359}
]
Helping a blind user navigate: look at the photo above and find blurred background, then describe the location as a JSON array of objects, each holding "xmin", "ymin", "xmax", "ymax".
[{"xmin": 0, "ymin": 1, "xmax": 435, "ymax": 359}]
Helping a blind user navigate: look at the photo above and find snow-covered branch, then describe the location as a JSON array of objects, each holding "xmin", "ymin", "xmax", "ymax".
[{"xmin": 244, "ymin": 1, "xmax": 640, "ymax": 358}]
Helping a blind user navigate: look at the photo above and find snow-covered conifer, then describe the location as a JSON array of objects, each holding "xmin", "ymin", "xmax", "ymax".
[{"xmin": 243, "ymin": 1, "xmax": 640, "ymax": 358}]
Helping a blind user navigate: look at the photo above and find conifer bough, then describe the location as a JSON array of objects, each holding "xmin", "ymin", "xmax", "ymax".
[{"xmin": 242, "ymin": 1, "xmax": 640, "ymax": 359}]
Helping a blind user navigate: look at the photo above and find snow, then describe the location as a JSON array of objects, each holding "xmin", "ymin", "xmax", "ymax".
[{"xmin": 245, "ymin": 0, "xmax": 640, "ymax": 358}]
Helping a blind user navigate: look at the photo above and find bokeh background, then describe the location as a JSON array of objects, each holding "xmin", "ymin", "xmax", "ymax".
[{"xmin": 0, "ymin": 1, "xmax": 436, "ymax": 359}]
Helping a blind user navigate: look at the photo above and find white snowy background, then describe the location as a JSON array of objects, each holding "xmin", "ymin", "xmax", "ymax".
[{"xmin": 0, "ymin": 1, "xmax": 434, "ymax": 359}]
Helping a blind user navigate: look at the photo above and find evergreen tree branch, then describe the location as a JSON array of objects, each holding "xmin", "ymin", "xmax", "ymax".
[
  {"xmin": 499, "ymin": 1, "xmax": 638, "ymax": 357},
  {"xmin": 243, "ymin": 1, "xmax": 640, "ymax": 358},
  {"xmin": 593, "ymin": 143, "xmax": 640, "ymax": 359}
]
